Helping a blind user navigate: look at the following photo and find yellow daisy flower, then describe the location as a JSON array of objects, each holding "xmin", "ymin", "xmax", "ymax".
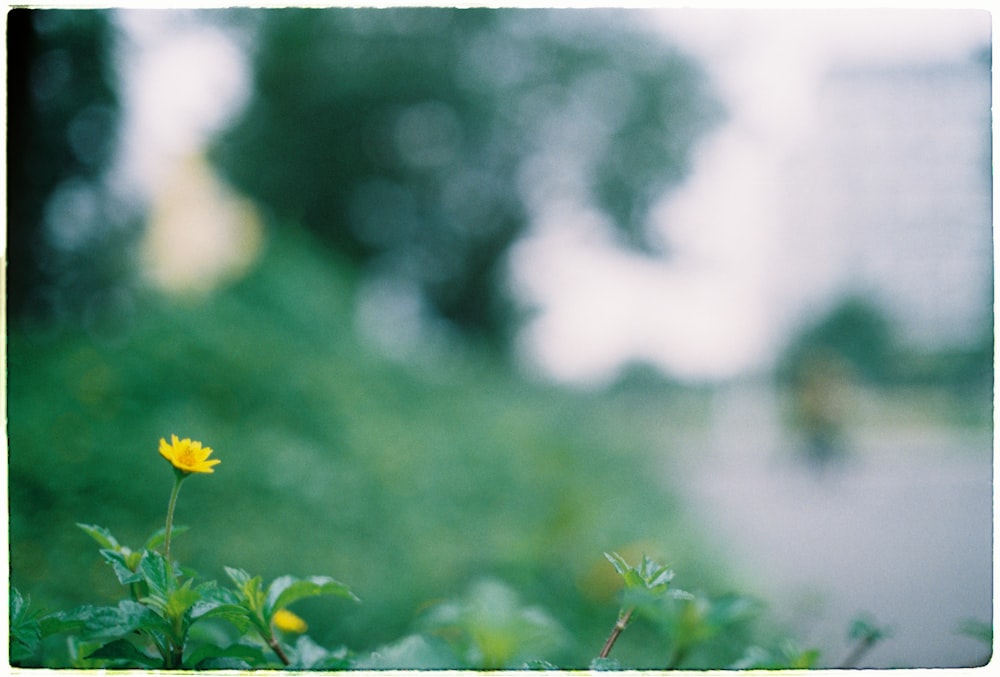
[
  {"xmin": 159, "ymin": 434, "xmax": 220, "ymax": 474},
  {"xmin": 273, "ymin": 608, "xmax": 308, "ymax": 634}
]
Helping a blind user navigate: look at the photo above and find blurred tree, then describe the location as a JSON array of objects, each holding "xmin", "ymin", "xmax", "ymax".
[
  {"xmin": 7, "ymin": 9, "xmax": 130, "ymax": 328},
  {"xmin": 210, "ymin": 8, "xmax": 721, "ymax": 346},
  {"xmin": 777, "ymin": 295, "xmax": 898, "ymax": 386}
]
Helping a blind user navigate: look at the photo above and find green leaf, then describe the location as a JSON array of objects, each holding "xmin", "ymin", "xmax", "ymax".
[
  {"xmin": 187, "ymin": 641, "xmax": 268, "ymax": 669},
  {"xmin": 728, "ymin": 646, "xmax": 774, "ymax": 670},
  {"xmin": 165, "ymin": 583, "xmax": 202, "ymax": 621},
  {"xmin": 77, "ymin": 523, "xmax": 122, "ymax": 551},
  {"xmin": 225, "ymin": 566, "xmax": 266, "ymax": 614},
  {"xmin": 40, "ymin": 601, "xmax": 169, "ymax": 643},
  {"xmin": 356, "ymin": 634, "xmax": 462, "ymax": 670},
  {"xmin": 224, "ymin": 566, "xmax": 252, "ymax": 588},
  {"xmin": 189, "ymin": 582, "xmax": 242, "ymax": 622},
  {"xmin": 523, "ymin": 659, "xmax": 560, "ymax": 670},
  {"xmin": 603, "ymin": 552, "xmax": 629, "ymax": 577},
  {"xmin": 638, "ymin": 555, "xmax": 674, "ymax": 590},
  {"xmin": 139, "ymin": 550, "xmax": 176, "ymax": 602},
  {"xmin": 265, "ymin": 575, "xmax": 359, "ymax": 616},
  {"xmin": 190, "ymin": 603, "xmax": 252, "ymax": 634},
  {"xmin": 790, "ymin": 648, "xmax": 822, "ymax": 669},
  {"xmin": 9, "ymin": 588, "xmax": 42, "ymax": 663},
  {"xmin": 290, "ymin": 635, "xmax": 352, "ymax": 670},
  {"xmin": 604, "ymin": 552, "xmax": 676, "ymax": 596},
  {"xmin": 848, "ymin": 615, "xmax": 890, "ymax": 642},
  {"xmin": 85, "ymin": 638, "xmax": 162, "ymax": 668},
  {"xmin": 195, "ymin": 656, "xmax": 255, "ymax": 670},
  {"xmin": 98, "ymin": 549, "xmax": 143, "ymax": 585},
  {"xmin": 143, "ymin": 525, "xmax": 189, "ymax": 551},
  {"xmin": 958, "ymin": 618, "xmax": 992, "ymax": 645}
]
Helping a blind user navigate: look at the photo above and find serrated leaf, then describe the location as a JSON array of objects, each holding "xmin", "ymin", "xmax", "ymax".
[
  {"xmin": 647, "ymin": 567, "xmax": 674, "ymax": 589},
  {"xmin": 10, "ymin": 587, "xmax": 30, "ymax": 618},
  {"xmin": 603, "ymin": 552, "xmax": 629, "ymax": 576},
  {"xmin": 98, "ymin": 549, "xmax": 144, "ymax": 585},
  {"xmin": 139, "ymin": 550, "xmax": 176, "ymax": 602},
  {"xmin": 85, "ymin": 638, "xmax": 162, "ymax": 668},
  {"xmin": 77, "ymin": 523, "xmax": 121, "ymax": 551},
  {"xmin": 190, "ymin": 582, "xmax": 241, "ymax": 615},
  {"xmin": 225, "ymin": 567, "xmax": 265, "ymax": 614},
  {"xmin": 265, "ymin": 575, "xmax": 359, "ymax": 616},
  {"xmin": 190, "ymin": 603, "xmax": 252, "ymax": 633},
  {"xmin": 9, "ymin": 588, "xmax": 42, "ymax": 662},
  {"xmin": 40, "ymin": 600, "xmax": 169, "ymax": 643},
  {"xmin": 224, "ymin": 566, "xmax": 251, "ymax": 587},
  {"xmin": 38, "ymin": 606, "xmax": 89, "ymax": 637}
]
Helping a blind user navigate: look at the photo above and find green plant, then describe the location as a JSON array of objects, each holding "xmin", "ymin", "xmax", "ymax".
[
  {"xmin": 12, "ymin": 436, "xmax": 358, "ymax": 670},
  {"xmin": 595, "ymin": 551, "xmax": 689, "ymax": 665},
  {"xmin": 416, "ymin": 578, "xmax": 568, "ymax": 669},
  {"xmin": 839, "ymin": 615, "xmax": 892, "ymax": 668},
  {"xmin": 9, "ymin": 434, "xmax": 894, "ymax": 670}
]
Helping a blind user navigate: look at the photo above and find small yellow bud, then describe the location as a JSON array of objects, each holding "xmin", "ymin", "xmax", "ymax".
[{"xmin": 273, "ymin": 608, "xmax": 308, "ymax": 634}]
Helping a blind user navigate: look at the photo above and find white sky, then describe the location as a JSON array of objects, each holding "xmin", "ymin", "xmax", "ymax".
[
  {"xmin": 510, "ymin": 8, "xmax": 993, "ymax": 386},
  {"xmin": 105, "ymin": 6, "xmax": 993, "ymax": 386}
]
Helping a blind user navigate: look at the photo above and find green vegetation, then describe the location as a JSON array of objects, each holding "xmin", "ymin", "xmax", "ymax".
[
  {"xmin": 9, "ymin": 432, "xmax": 885, "ymax": 670},
  {"xmin": 8, "ymin": 228, "xmax": 722, "ymax": 668},
  {"xmin": 8, "ymin": 7, "xmax": 990, "ymax": 669},
  {"xmin": 11, "ymin": 228, "xmax": 988, "ymax": 669}
]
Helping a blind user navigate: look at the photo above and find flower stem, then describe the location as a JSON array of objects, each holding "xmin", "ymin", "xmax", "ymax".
[
  {"xmin": 599, "ymin": 606, "xmax": 634, "ymax": 659},
  {"xmin": 839, "ymin": 635, "xmax": 876, "ymax": 669},
  {"xmin": 163, "ymin": 473, "xmax": 185, "ymax": 563},
  {"xmin": 267, "ymin": 635, "xmax": 291, "ymax": 666}
]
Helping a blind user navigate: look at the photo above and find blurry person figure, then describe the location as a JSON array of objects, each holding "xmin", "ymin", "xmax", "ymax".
[{"xmin": 788, "ymin": 351, "xmax": 853, "ymax": 477}]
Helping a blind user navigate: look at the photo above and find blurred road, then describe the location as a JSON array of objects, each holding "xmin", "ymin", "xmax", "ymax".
[{"xmin": 672, "ymin": 422, "xmax": 993, "ymax": 669}]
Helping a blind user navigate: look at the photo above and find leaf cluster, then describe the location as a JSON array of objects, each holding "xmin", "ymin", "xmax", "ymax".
[
  {"xmin": 14, "ymin": 524, "xmax": 358, "ymax": 670},
  {"xmin": 13, "ymin": 536, "xmax": 899, "ymax": 670},
  {"xmin": 594, "ymin": 552, "xmax": 864, "ymax": 670}
]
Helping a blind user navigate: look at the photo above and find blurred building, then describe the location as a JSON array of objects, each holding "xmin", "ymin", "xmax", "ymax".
[{"xmin": 784, "ymin": 53, "xmax": 992, "ymax": 351}]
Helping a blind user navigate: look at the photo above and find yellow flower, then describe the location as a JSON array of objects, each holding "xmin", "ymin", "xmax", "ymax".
[
  {"xmin": 273, "ymin": 608, "xmax": 308, "ymax": 634},
  {"xmin": 159, "ymin": 434, "xmax": 220, "ymax": 474}
]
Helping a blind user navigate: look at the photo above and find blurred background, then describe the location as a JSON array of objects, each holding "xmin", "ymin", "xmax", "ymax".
[{"xmin": 6, "ymin": 6, "xmax": 993, "ymax": 669}]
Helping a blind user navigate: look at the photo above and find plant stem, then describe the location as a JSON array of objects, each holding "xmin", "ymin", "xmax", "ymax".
[
  {"xmin": 267, "ymin": 635, "xmax": 291, "ymax": 666},
  {"xmin": 839, "ymin": 636, "xmax": 875, "ymax": 669},
  {"xmin": 163, "ymin": 473, "xmax": 185, "ymax": 563},
  {"xmin": 665, "ymin": 644, "xmax": 688, "ymax": 670},
  {"xmin": 599, "ymin": 607, "xmax": 634, "ymax": 659}
]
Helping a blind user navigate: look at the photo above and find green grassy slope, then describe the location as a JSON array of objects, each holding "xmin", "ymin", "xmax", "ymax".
[{"xmin": 8, "ymin": 227, "xmax": 734, "ymax": 667}]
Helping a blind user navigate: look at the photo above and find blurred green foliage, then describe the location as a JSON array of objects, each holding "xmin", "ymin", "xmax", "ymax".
[
  {"xmin": 9, "ymin": 227, "xmax": 736, "ymax": 668},
  {"xmin": 210, "ymin": 7, "xmax": 722, "ymax": 343},
  {"xmin": 778, "ymin": 294, "xmax": 992, "ymax": 414},
  {"xmin": 7, "ymin": 8, "xmax": 136, "ymax": 324}
]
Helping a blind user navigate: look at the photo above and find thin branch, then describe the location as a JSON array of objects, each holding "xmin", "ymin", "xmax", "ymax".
[
  {"xmin": 839, "ymin": 637, "xmax": 876, "ymax": 669},
  {"xmin": 599, "ymin": 607, "xmax": 634, "ymax": 659},
  {"xmin": 267, "ymin": 635, "xmax": 292, "ymax": 666}
]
